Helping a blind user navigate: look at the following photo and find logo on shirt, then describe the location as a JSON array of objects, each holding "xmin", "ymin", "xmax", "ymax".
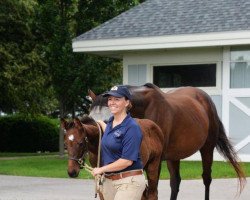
[{"xmin": 113, "ymin": 129, "xmax": 122, "ymax": 137}]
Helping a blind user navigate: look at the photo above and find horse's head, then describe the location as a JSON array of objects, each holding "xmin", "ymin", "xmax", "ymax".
[
  {"xmin": 88, "ymin": 89, "xmax": 112, "ymax": 122},
  {"xmin": 61, "ymin": 117, "xmax": 89, "ymax": 178}
]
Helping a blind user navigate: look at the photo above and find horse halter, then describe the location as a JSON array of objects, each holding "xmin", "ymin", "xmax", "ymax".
[
  {"xmin": 67, "ymin": 120, "xmax": 103, "ymax": 169},
  {"xmin": 68, "ymin": 136, "xmax": 89, "ymax": 169}
]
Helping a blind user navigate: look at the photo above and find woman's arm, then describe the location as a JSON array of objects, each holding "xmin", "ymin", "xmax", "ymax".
[{"xmin": 92, "ymin": 158, "xmax": 133, "ymax": 176}]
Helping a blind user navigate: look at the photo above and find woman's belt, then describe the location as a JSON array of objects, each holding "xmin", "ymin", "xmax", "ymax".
[{"xmin": 104, "ymin": 169, "xmax": 143, "ymax": 181}]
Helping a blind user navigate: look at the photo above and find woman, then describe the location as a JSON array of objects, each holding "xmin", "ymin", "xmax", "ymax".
[{"xmin": 92, "ymin": 85, "xmax": 146, "ymax": 200}]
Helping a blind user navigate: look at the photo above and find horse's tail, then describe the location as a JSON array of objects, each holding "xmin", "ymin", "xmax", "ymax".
[{"xmin": 216, "ymin": 119, "xmax": 246, "ymax": 192}]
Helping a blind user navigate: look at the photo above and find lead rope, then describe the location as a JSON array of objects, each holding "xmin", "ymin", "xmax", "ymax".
[
  {"xmin": 94, "ymin": 121, "xmax": 103, "ymax": 198},
  {"xmin": 80, "ymin": 121, "xmax": 103, "ymax": 198}
]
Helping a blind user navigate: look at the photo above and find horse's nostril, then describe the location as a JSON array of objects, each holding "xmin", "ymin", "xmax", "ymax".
[{"xmin": 68, "ymin": 170, "xmax": 78, "ymax": 178}]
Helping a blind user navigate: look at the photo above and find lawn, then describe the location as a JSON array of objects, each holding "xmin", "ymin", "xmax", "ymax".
[
  {"xmin": 0, "ymin": 155, "xmax": 92, "ymax": 179},
  {"xmin": 0, "ymin": 154, "xmax": 249, "ymax": 179}
]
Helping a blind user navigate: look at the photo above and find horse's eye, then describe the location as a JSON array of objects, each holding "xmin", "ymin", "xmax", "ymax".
[{"xmin": 77, "ymin": 142, "xmax": 84, "ymax": 147}]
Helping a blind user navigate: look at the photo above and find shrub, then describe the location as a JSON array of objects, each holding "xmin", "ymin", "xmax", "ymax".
[{"xmin": 0, "ymin": 115, "xmax": 59, "ymax": 152}]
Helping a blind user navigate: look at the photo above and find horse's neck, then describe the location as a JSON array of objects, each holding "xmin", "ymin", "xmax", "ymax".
[
  {"xmin": 84, "ymin": 124, "xmax": 98, "ymax": 135},
  {"xmin": 89, "ymin": 151, "xmax": 98, "ymax": 167},
  {"xmin": 84, "ymin": 124, "xmax": 101, "ymax": 154},
  {"xmin": 84, "ymin": 124, "xmax": 102, "ymax": 167},
  {"xmin": 131, "ymin": 88, "xmax": 168, "ymax": 118}
]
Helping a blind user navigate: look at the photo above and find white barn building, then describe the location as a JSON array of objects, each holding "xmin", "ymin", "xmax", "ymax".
[{"xmin": 73, "ymin": 0, "xmax": 250, "ymax": 161}]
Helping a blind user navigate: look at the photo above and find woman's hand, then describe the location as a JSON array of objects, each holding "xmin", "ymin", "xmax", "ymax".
[
  {"xmin": 92, "ymin": 167, "xmax": 104, "ymax": 176},
  {"xmin": 91, "ymin": 159, "xmax": 132, "ymax": 177},
  {"xmin": 97, "ymin": 120, "xmax": 106, "ymax": 132}
]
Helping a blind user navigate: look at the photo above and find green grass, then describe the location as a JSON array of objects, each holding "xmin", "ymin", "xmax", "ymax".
[
  {"xmin": 0, "ymin": 156, "xmax": 93, "ymax": 179},
  {"xmin": 160, "ymin": 161, "xmax": 250, "ymax": 179},
  {"xmin": 0, "ymin": 155, "xmax": 249, "ymax": 179}
]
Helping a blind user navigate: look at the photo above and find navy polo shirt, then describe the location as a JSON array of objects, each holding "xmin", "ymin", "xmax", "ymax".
[{"xmin": 101, "ymin": 113, "xmax": 143, "ymax": 173}]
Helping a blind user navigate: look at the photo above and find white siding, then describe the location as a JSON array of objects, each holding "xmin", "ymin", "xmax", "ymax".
[{"xmin": 123, "ymin": 46, "xmax": 250, "ymax": 161}]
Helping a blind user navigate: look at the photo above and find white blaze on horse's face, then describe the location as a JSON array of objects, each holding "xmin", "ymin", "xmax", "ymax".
[
  {"xmin": 68, "ymin": 134, "xmax": 74, "ymax": 141},
  {"xmin": 89, "ymin": 106, "xmax": 112, "ymax": 122}
]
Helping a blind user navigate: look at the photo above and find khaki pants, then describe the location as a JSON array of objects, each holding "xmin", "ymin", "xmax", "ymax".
[{"xmin": 102, "ymin": 174, "xmax": 146, "ymax": 200}]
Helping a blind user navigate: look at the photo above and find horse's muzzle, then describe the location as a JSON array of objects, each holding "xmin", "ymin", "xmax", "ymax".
[
  {"xmin": 68, "ymin": 159, "xmax": 80, "ymax": 178},
  {"xmin": 68, "ymin": 169, "xmax": 79, "ymax": 178}
]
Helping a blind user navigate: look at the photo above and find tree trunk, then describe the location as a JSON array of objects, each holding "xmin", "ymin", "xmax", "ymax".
[{"xmin": 59, "ymin": 100, "xmax": 65, "ymax": 157}]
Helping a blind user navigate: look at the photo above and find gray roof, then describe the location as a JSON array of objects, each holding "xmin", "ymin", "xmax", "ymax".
[{"xmin": 74, "ymin": 0, "xmax": 250, "ymax": 41}]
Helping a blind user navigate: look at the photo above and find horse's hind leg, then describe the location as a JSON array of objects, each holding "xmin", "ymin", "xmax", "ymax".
[
  {"xmin": 143, "ymin": 158, "xmax": 162, "ymax": 200},
  {"xmin": 200, "ymin": 146, "xmax": 215, "ymax": 200},
  {"xmin": 167, "ymin": 160, "xmax": 181, "ymax": 200}
]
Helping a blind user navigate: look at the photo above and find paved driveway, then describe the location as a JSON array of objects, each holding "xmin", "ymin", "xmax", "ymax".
[{"xmin": 0, "ymin": 175, "xmax": 249, "ymax": 200}]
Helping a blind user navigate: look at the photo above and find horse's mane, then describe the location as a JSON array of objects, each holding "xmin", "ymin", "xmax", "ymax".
[
  {"xmin": 65, "ymin": 121, "xmax": 74, "ymax": 129},
  {"xmin": 64, "ymin": 115, "xmax": 97, "ymax": 129},
  {"xmin": 79, "ymin": 115, "xmax": 97, "ymax": 126},
  {"xmin": 143, "ymin": 83, "xmax": 163, "ymax": 94}
]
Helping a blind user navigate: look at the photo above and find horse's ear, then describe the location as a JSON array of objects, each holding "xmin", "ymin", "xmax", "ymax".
[
  {"xmin": 61, "ymin": 118, "xmax": 68, "ymax": 130},
  {"xmin": 73, "ymin": 117, "xmax": 82, "ymax": 129},
  {"xmin": 88, "ymin": 89, "xmax": 96, "ymax": 101}
]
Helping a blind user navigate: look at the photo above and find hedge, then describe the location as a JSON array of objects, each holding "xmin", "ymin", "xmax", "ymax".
[{"xmin": 0, "ymin": 115, "xmax": 59, "ymax": 152}]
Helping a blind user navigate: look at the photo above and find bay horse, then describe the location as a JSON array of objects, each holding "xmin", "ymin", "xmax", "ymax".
[
  {"xmin": 61, "ymin": 116, "xmax": 165, "ymax": 200},
  {"xmin": 88, "ymin": 83, "xmax": 246, "ymax": 200}
]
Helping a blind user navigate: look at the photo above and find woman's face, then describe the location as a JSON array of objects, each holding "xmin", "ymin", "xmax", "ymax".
[{"xmin": 107, "ymin": 96, "xmax": 129, "ymax": 115}]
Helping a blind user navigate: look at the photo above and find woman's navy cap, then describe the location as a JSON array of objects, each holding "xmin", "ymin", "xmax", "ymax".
[{"xmin": 103, "ymin": 85, "xmax": 131, "ymax": 100}]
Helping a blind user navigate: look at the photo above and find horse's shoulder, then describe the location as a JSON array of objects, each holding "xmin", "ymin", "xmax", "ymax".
[{"xmin": 165, "ymin": 87, "xmax": 211, "ymax": 106}]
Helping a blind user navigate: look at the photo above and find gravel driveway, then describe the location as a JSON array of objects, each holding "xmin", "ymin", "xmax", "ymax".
[{"xmin": 0, "ymin": 175, "xmax": 249, "ymax": 200}]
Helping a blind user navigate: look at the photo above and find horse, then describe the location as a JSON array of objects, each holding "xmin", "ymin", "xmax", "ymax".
[
  {"xmin": 88, "ymin": 83, "xmax": 246, "ymax": 200},
  {"xmin": 61, "ymin": 115, "xmax": 165, "ymax": 200}
]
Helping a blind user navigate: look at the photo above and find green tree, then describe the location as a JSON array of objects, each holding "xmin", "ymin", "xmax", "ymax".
[
  {"xmin": 0, "ymin": 0, "xmax": 143, "ymax": 116},
  {"xmin": 71, "ymin": 0, "xmax": 143, "ymax": 114},
  {"xmin": 35, "ymin": 0, "xmax": 143, "ymax": 155},
  {"xmin": 36, "ymin": 0, "xmax": 143, "ymax": 118},
  {"xmin": 0, "ymin": 0, "xmax": 58, "ymax": 115}
]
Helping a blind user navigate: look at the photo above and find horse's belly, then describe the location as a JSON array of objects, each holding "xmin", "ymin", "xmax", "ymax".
[{"xmin": 163, "ymin": 129, "xmax": 208, "ymax": 160}]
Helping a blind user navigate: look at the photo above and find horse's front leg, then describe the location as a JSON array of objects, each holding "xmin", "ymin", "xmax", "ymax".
[
  {"xmin": 142, "ymin": 158, "xmax": 162, "ymax": 200},
  {"xmin": 167, "ymin": 160, "xmax": 181, "ymax": 200}
]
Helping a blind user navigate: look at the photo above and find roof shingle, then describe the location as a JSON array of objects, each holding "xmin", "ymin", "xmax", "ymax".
[{"xmin": 74, "ymin": 0, "xmax": 250, "ymax": 41}]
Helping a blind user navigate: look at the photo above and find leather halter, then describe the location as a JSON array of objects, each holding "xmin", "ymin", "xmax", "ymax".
[
  {"xmin": 68, "ymin": 120, "xmax": 103, "ymax": 169},
  {"xmin": 68, "ymin": 136, "xmax": 88, "ymax": 169}
]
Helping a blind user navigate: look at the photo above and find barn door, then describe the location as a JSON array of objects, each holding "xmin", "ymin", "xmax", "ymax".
[{"xmin": 222, "ymin": 46, "xmax": 250, "ymax": 161}]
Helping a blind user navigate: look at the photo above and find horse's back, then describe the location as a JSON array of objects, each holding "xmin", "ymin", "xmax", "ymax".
[{"xmin": 166, "ymin": 87, "xmax": 216, "ymax": 114}]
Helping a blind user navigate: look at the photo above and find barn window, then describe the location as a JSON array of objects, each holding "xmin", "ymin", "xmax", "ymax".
[
  {"xmin": 153, "ymin": 64, "xmax": 216, "ymax": 88},
  {"xmin": 230, "ymin": 46, "xmax": 250, "ymax": 88},
  {"xmin": 128, "ymin": 64, "xmax": 147, "ymax": 86}
]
